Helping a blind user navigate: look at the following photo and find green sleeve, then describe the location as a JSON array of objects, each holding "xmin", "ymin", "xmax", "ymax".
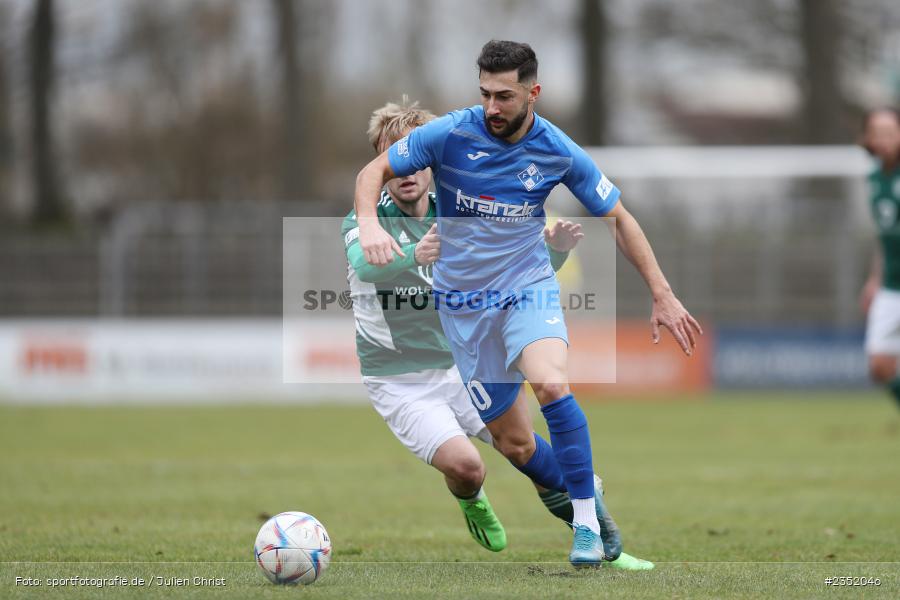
[
  {"xmin": 547, "ymin": 244, "xmax": 570, "ymax": 272},
  {"xmin": 347, "ymin": 242, "xmax": 419, "ymax": 283}
]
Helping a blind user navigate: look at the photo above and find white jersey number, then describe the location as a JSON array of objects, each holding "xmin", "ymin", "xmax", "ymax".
[{"xmin": 466, "ymin": 380, "xmax": 493, "ymax": 411}]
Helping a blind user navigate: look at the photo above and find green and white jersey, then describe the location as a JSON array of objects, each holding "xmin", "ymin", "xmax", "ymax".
[
  {"xmin": 342, "ymin": 192, "xmax": 455, "ymax": 376},
  {"xmin": 869, "ymin": 164, "xmax": 900, "ymax": 290}
]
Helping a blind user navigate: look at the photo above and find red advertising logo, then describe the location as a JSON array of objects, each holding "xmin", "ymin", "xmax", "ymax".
[{"xmin": 20, "ymin": 339, "xmax": 88, "ymax": 375}]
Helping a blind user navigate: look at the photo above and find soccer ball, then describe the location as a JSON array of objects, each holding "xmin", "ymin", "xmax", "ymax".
[{"xmin": 254, "ymin": 511, "xmax": 332, "ymax": 585}]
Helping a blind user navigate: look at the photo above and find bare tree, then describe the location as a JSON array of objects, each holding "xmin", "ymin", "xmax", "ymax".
[
  {"xmin": 632, "ymin": 0, "xmax": 881, "ymax": 143},
  {"xmin": 0, "ymin": 3, "xmax": 12, "ymax": 217},
  {"xmin": 580, "ymin": 0, "xmax": 608, "ymax": 145},
  {"xmin": 799, "ymin": 0, "xmax": 845, "ymax": 143},
  {"xmin": 272, "ymin": 0, "xmax": 307, "ymax": 200},
  {"xmin": 29, "ymin": 0, "xmax": 65, "ymax": 225},
  {"xmin": 75, "ymin": 1, "xmax": 278, "ymax": 206},
  {"xmin": 404, "ymin": 1, "xmax": 436, "ymax": 109}
]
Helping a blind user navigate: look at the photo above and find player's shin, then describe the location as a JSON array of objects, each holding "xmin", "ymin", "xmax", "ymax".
[
  {"xmin": 538, "ymin": 488, "xmax": 574, "ymax": 525},
  {"xmin": 540, "ymin": 394, "xmax": 602, "ymax": 535},
  {"xmin": 513, "ymin": 432, "xmax": 566, "ymax": 492}
]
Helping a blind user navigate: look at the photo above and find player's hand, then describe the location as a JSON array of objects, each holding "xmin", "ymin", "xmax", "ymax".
[
  {"xmin": 415, "ymin": 224, "xmax": 440, "ymax": 266},
  {"xmin": 359, "ymin": 217, "xmax": 405, "ymax": 266},
  {"xmin": 544, "ymin": 220, "xmax": 584, "ymax": 252},
  {"xmin": 650, "ymin": 292, "xmax": 703, "ymax": 356},
  {"xmin": 859, "ymin": 277, "xmax": 879, "ymax": 315}
]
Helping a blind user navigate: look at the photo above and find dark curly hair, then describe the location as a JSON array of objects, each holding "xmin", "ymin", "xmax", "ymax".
[{"xmin": 476, "ymin": 40, "xmax": 538, "ymax": 83}]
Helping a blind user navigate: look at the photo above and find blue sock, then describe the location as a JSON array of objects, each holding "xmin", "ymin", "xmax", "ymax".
[
  {"xmin": 514, "ymin": 433, "xmax": 566, "ymax": 493},
  {"xmin": 541, "ymin": 394, "xmax": 594, "ymax": 499}
]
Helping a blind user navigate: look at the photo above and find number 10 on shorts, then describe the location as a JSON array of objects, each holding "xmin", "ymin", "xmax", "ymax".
[{"xmin": 466, "ymin": 380, "xmax": 493, "ymax": 410}]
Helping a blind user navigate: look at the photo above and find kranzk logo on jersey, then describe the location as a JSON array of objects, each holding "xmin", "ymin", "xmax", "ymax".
[
  {"xmin": 455, "ymin": 189, "xmax": 538, "ymax": 220},
  {"xmin": 467, "ymin": 151, "xmax": 490, "ymax": 161},
  {"xmin": 396, "ymin": 136, "xmax": 410, "ymax": 158},
  {"xmin": 517, "ymin": 163, "xmax": 544, "ymax": 191}
]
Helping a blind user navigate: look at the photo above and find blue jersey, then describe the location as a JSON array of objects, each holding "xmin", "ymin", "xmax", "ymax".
[{"xmin": 387, "ymin": 105, "xmax": 620, "ymax": 311}]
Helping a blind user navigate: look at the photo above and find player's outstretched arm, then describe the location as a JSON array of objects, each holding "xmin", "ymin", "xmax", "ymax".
[
  {"xmin": 354, "ymin": 151, "xmax": 405, "ymax": 266},
  {"xmin": 605, "ymin": 201, "xmax": 703, "ymax": 356}
]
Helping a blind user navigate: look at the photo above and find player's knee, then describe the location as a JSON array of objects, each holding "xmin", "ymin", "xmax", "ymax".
[
  {"xmin": 869, "ymin": 356, "xmax": 897, "ymax": 384},
  {"xmin": 445, "ymin": 455, "xmax": 485, "ymax": 489},
  {"xmin": 530, "ymin": 381, "xmax": 570, "ymax": 404},
  {"xmin": 494, "ymin": 432, "xmax": 536, "ymax": 467}
]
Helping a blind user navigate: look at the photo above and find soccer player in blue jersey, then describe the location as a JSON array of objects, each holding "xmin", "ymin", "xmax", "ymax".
[{"xmin": 354, "ymin": 40, "xmax": 701, "ymax": 568}]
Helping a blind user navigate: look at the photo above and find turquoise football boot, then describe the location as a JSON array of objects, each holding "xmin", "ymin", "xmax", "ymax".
[{"xmin": 569, "ymin": 525, "xmax": 604, "ymax": 568}]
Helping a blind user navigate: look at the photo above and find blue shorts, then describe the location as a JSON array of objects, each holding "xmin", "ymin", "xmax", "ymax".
[{"xmin": 437, "ymin": 277, "xmax": 569, "ymax": 423}]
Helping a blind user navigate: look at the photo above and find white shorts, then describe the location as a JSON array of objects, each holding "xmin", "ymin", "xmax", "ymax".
[
  {"xmin": 865, "ymin": 289, "xmax": 900, "ymax": 354},
  {"xmin": 362, "ymin": 365, "xmax": 492, "ymax": 464}
]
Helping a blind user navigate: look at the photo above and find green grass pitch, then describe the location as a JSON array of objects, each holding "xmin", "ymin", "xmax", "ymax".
[{"xmin": 1, "ymin": 392, "xmax": 899, "ymax": 599}]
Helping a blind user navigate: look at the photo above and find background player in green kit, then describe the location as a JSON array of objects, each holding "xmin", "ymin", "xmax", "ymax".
[
  {"xmin": 343, "ymin": 99, "xmax": 652, "ymax": 568},
  {"xmin": 859, "ymin": 107, "xmax": 900, "ymax": 408}
]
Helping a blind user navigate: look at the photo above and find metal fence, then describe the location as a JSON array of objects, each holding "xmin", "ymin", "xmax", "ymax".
[{"xmin": 0, "ymin": 147, "xmax": 878, "ymax": 327}]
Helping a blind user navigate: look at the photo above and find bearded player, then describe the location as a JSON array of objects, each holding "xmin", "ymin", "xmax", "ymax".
[
  {"xmin": 354, "ymin": 42, "xmax": 700, "ymax": 568},
  {"xmin": 346, "ymin": 98, "xmax": 652, "ymax": 568}
]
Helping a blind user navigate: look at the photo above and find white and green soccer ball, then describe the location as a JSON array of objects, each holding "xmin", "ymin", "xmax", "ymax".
[{"xmin": 254, "ymin": 511, "xmax": 332, "ymax": 585}]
